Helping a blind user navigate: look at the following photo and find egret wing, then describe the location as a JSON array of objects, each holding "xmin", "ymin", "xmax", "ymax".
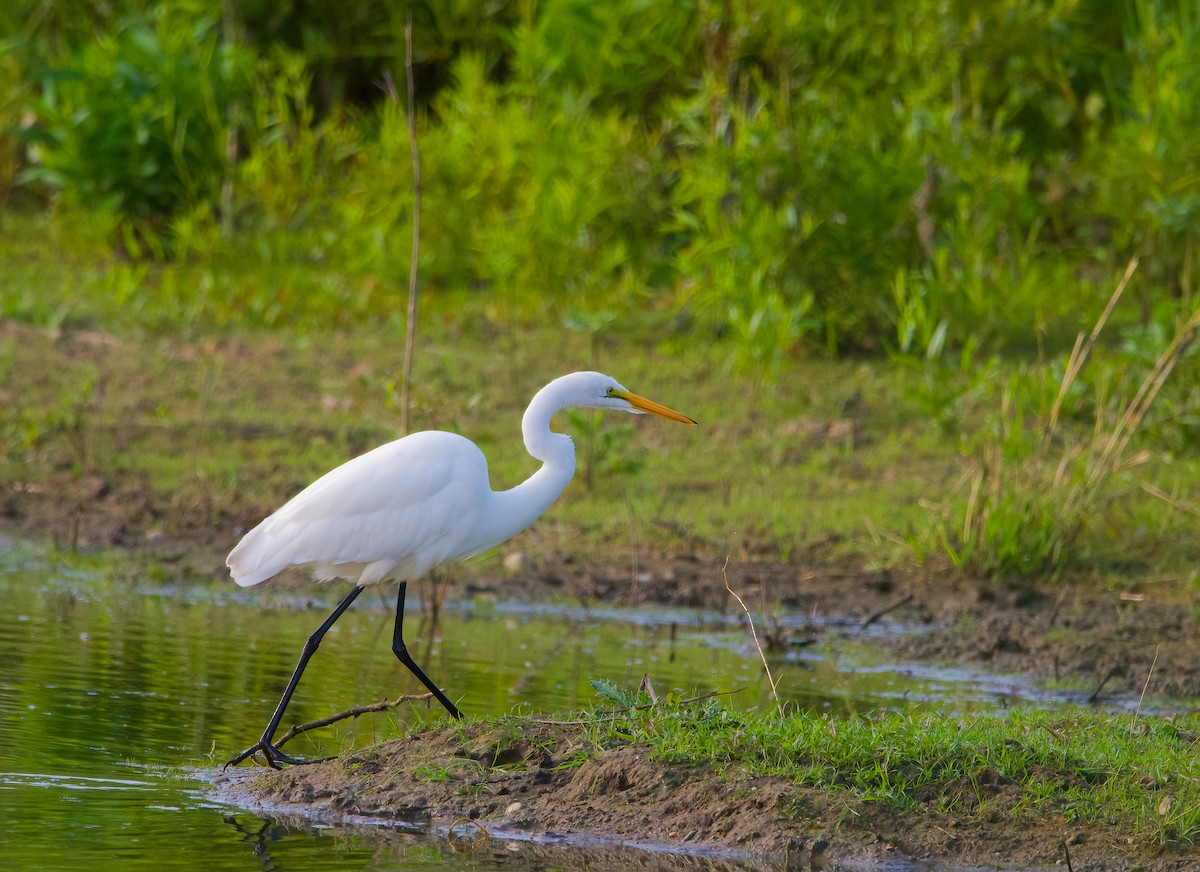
[{"xmin": 228, "ymin": 432, "xmax": 491, "ymax": 586}]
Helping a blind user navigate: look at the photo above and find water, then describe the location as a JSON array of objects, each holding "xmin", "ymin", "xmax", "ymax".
[{"xmin": 0, "ymin": 541, "xmax": 1107, "ymax": 870}]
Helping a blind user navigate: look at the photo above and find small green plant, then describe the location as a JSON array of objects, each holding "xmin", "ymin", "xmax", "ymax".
[
  {"xmin": 886, "ymin": 266, "xmax": 989, "ymax": 437},
  {"xmin": 726, "ymin": 288, "xmax": 817, "ymax": 384},
  {"xmin": 2, "ymin": 371, "xmax": 99, "ymax": 476},
  {"xmin": 28, "ymin": 8, "xmax": 249, "ymax": 254},
  {"xmin": 588, "ymin": 677, "xmax": 648, "ymax": 708}
]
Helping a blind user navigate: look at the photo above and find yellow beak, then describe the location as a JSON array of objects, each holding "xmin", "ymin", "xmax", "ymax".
[{"xmin": 615, "ymin": 390, "xmax": 698, "ymax": 426}]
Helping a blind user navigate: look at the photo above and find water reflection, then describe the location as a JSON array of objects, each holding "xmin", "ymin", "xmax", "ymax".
[
  {"xmin": 0, "ymin": 543, "xmax": 1131, "ymax": 870},
  {"xmin": 217, "ymin": 808, "xmax": 801, "ymax": 872}
]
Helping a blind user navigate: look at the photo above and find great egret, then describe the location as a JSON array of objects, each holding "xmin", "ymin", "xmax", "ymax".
[{"xmin": 225, "ymin": 370, "xmax": 695, "ymax": 768}]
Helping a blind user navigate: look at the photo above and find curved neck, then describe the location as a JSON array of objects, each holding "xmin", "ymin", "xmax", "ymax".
[
  {"xmin": 521, "ymin": 379, "xmax": 578, "ymax": 470},
  {"xmin": 472, "ymin": 384, "xmax": 577, "ymax": 549}
]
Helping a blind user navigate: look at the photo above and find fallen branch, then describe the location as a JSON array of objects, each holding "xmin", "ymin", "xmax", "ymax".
[
  {"xmin": 274, "ymin": 692, "xmax": 433, "ymax": 749},
  {"xmin": 859, "ymin": 590, "xmax": 913, "ymax": 629}
]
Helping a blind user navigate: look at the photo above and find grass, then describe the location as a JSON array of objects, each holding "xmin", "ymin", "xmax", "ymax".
[
  {"xmin": 359, "ymin": 697, "xmax": 1200, "ymax": 849},
  {"xmin": 0, "ymin": 214, "xmax": 946, "ymax": 566},
  {"xmin": 557, "ymin": 699, "xmax": 1200, "ymax": 845},
  {"xmin": 3, "ymin": 209, "xmax": 1200, "ymax": 580},
  {"xmin": 935, "ymin": 261, "xmax": 1200, "ymax": 578}
]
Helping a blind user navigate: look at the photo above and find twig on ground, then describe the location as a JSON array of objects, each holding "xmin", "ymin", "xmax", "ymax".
[
  {"xmin": 274, "ymin": 693, "xmax": 433, "ymax": 749},
  {"xmin": 723, "ymin": 556, "xmax": 781, "ymax": 714},
  {"xmin": 639, "ymin": 673, "xmax": 659, "ymax": 705},
  {"xmin": 859, "ymin": 591, "xmax": 913, "ymax": 629},
  {"xmin": 1086, "ymin": 666, "xmax": 1120, "ymax": 705}
]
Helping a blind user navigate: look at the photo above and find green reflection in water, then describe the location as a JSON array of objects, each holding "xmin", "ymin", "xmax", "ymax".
[{"xmin": 0, "ymin": 542, "xmax": 1025, "ymax": 870}]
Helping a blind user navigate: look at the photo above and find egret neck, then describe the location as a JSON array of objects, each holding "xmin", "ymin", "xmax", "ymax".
[{"xmin": 471, "ymin": 378, "xmax": 578, "ymax": 553}]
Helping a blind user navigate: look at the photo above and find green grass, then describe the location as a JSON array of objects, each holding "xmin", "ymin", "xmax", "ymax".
[
  {"xmin": 549, "ymin": 699, "xmax": 1200, "ymax": 845},
  {"xmin": 0, "ymin": 312, "xmax": 957, "ymax": 570},
  {"xmin": 3, "ymin": 212, "xmax": 1200, "ymax": 580}
]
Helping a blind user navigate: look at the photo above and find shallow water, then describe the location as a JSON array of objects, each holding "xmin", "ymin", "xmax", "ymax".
[{"xmin": 0, "ymin": 541, "xmax": 1128, "ymax": 870}]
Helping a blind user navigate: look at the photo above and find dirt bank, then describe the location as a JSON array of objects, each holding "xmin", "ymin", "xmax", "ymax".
[
  {"xmin": 214, "ymin": 719, "xmax": 1194, "ymax": 871},
  {"xmin": 8, "ymin": 321, "xmax": 1200, "ymax": 868}
]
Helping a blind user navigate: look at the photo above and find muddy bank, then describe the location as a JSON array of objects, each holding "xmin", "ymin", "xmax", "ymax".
[
  {"xmin": 4, "ymin": 317, "xmax": 1197, "ymax": 705},
  {"xmin": 8, "ymin": 461, "xmax": 1200, "ymax": 702},
  {"xmin": 470, "ymin": 554, "xmax": 1200, "ymax": 703},
  {"xmin": 214, "ymin": 720, "xmax": 1194, "ymax": 871}
]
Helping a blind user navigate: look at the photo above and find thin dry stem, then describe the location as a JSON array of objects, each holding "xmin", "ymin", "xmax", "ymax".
[
  {"xmin": 379, "ymin": 22, "xmax": 422, "ymax": 434},
  {"xmin": 446, "ymin": 818, "xmax": 490, "ymax": 852},
  {"xmin": 1047, "ymin": 256, "xmax": 1138, "ymax": 435},
  {"xmin": 400, "ymin": 14, "xmax": 421, "ymax": 435},
  {"xmin": 962, "ymin": 259, "xmax": 1199, "ymax": 576},
  {"xmin": 722, "ymin": 557, "xmax": 781, "ymax": 715},
  {"xmin": 1140, "ymin": 481, "xmax": 1200, "ymax": 518},
  {"xmin": 1089, "ymin": 303, "xmax": 1200, "ymax": 488},
  {"xmin": 1130, "ymin": 644, "xmax": 1159, "ymax": 740}
]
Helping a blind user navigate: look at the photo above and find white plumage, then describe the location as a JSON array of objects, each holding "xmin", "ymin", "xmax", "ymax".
[
  {"xmin": 228, "ymin": 432, "xmax": 494, "ymax": 587},
  {"xmin": 224, "ymin": 371, "xmax": 695, "ymax": 769}
]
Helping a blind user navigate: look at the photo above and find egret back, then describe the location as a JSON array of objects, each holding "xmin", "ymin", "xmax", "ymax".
[{"xmin": 227, "ymin": 431, "xmax": 496, "ymax": 587}]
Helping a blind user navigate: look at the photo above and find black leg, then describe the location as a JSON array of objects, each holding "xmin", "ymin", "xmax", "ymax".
[
  {"xmin": 226, "ymin": 584, "xmax": 366, "ymax": 769},
  {"xmin": 392, "ymin": 581, "xmax": 463, "ymax": 719}
]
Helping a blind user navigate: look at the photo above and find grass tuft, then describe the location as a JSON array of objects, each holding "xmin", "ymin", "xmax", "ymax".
[
  {"xmin": 570, "ymin": 698, "xmax": 1200, "ymax": 846},
  {"xmin": 932, "ymin": 260, "xmax": 1200, "ymax": 577}
]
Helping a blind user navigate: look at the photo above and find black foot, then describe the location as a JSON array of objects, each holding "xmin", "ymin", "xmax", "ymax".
[{"xmin": 224, "ymin": 740, "xmax": 331, "ymax": 770}]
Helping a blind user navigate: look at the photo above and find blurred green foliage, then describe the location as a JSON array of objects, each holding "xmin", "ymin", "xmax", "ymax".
[
  {"xmin": 23, "ymin": 7, "xmax": 248, "ymax": 255},
  {"xmin": 3, "ymin": 0, "xmax": 1200, "ymax": 578},
  {"xmin": 2, "ymin": 0, "xmax": 1195, "ymax": 353}
]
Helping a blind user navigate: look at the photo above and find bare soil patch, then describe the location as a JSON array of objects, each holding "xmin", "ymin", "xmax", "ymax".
[{"xmin": 215, "ymin": 719, "xmax": 1193, "ymax": 870}]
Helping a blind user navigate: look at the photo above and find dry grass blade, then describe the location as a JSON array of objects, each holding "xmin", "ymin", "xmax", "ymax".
[
  {"xmin": 1089, "ymin": 303, "xmax": 1200, "ymax": 489},
  {"xmin": 952, "ymin": 257, "xmax": 1200, "ymax": 578},
  {"xmin": 1139, "ymin": 481, "xmax": 1200, "ymax": 518},
  {"xmin": 722, "ymin": 557, "xmax": 781, "ymax": 715},
  {"xmin": 379, "ymin": 19, "xmax": 423, "ymax": 435},
  {"xmin": 1130, "ymin": 644, "xmax": 1160, "ymax": 740},
  {"xmin": 400, "ymin": 13, "xmax": 421, "ymax": 434},
  {"xmin": 1046, "ymin": 256, "xmax": 1138, "ymax": 435}
]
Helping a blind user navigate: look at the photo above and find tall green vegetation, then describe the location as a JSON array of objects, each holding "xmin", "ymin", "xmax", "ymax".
[
  {"xmin": 4, "ymin": 1, "xmax": 1194, "ymax": 341},
  {"xmin": 2, "ymin": 0, "xmax": 1199, "ymax": 578}
]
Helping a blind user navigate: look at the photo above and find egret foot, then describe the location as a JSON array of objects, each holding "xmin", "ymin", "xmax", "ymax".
[{"xmin": 224, "ymin": 740, "xmax": 330, "ymax": 770}]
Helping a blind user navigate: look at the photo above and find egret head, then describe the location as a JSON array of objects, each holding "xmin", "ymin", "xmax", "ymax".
[{"xmin": 556, "ymin": 371, "xmax": 697, "ymax": 424}]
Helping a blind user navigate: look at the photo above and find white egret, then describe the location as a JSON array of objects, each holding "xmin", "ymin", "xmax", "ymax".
[{"xmin": 226, "ymin": 370, "xmax": 696, "ymax": 768}]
